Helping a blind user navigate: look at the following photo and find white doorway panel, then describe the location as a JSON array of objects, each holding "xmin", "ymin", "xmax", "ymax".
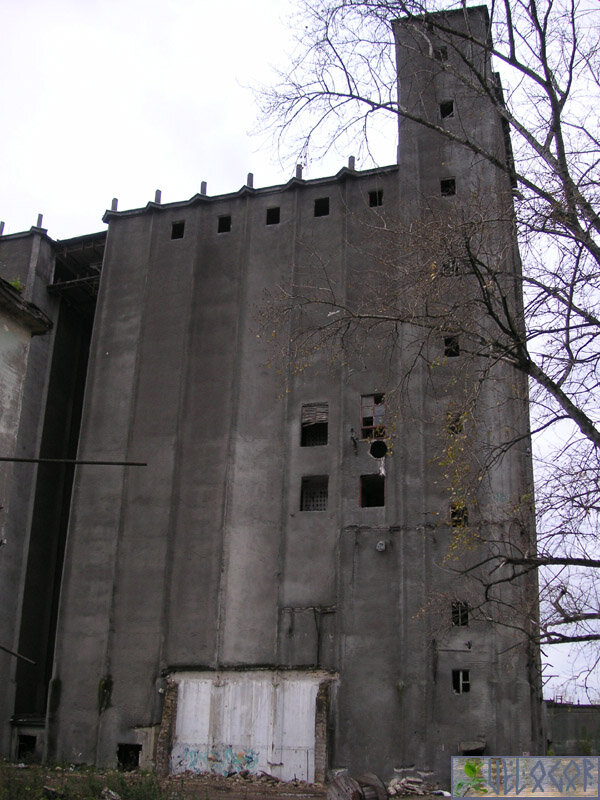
[{"xmin": 170, "ymin": 670, "xmax": 328, "ymax": 782}]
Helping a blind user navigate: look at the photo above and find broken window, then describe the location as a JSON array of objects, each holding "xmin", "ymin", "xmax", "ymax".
[
  {"xmin": 361, "ymin": 394, "xmax": 385, "ymax": 439},
  {"xmin": 218, "ymin": 215, "xmax": 232, "ymax": 233},
  {"xmin": 314, "ymin": 197, "xmax": 329, "ymax": 217},
  {"xmin": 266, "ymin": 207, "xmax": 280, "ymax": 225},
  {"xmin": 301, "ymin": 403, "xmax": 328, "ymax": 446},
  {"xmin": 17, "ymin": 734, "xmax": 37, "ymax": 762},
  {"xmin": 441, "ymin": 178, "xmax": 456, "ymax": 196},
  {"xmin": 450, "ymin": 503, "xmax": 468, "ymax": 528},
  {"xmin": 369, "ymin": 189, "xmax": 383, "ymax": 207},
  {"xmin": 452, "ymin": 669, "xmax": 470, "ymax": 693},
  {"xmin": 117, "ymin": 743, "xmax": 142, "ymax": 771},
  {"xmin": 171, "ymin": 220, "xmax": 185, "ymax": 239},
  {"xmin": 452, "ymin": 601, "xmax": 469, "ymax": 626},
  {"xmin": 444, "ymin": 335, "xmax": 460, "ymax": 357},
  {"xmin": 361, "ymin": 474, "xmax": 385, "ymax": 507},
  {"xmin": 440, "ymin": 100, "xmax": 454, "ymax": 119},
  {"xmin": 300, "ymin": 476, "xmax": 328, "ymax": 511}
]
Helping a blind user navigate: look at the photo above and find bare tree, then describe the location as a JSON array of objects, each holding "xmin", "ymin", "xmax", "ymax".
[{"xmin": 259, "ymin": 0, "xmax": 600, "ymax": 697}]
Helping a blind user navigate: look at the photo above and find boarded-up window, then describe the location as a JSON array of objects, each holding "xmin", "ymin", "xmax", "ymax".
[{"xmin": 301, "ymin": 403, "xmax": 328, "ymax": 446}]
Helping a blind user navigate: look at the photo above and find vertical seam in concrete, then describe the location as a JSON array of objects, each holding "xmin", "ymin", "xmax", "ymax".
[
  {"xmin": 155, "ymin": 214, "xmax": 197, "ymax": 687},
  {"xmin": 275, "ymin": 185, "xmax": 297, "ymax": 665},
  {"xmin": 214, "ymin": 196, "xmax": 250, "ymax": 667}
]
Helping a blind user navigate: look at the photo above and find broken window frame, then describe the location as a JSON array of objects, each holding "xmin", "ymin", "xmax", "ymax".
[
  {"xmin": 451, "ymin": 601, "xmax": 469, "ymax": 626},
  {"xmin": 301, "ymin": 402, "xmax": 328, "ymax": 447},
  {"xmin": 360, "ymin": 393, "xmax": 385, "ymax": 439},
  {"xmin": 452, "ymin": 669, "xmax": 470, "ymax": 694},
  {"xmin": 360, "ymin": 474, "xmax": 385, "ymax": 508},
  {"xmin": 368, "ymin": 189, "xmax": 383, "ymax": 207},
  {"xmin": 300, "ymin": 475, "xmax": 329, "ymax": 511}
]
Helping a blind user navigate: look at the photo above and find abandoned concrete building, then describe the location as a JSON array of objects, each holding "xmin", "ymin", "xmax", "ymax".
[{"xmin": 0, "ymin": 5, "xmax": 543, "ymax": 785}]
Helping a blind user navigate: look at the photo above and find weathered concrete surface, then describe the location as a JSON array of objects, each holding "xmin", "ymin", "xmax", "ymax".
[{"xmin": 1, "ymin": 5, "xmax": 543, "ymax": 785}]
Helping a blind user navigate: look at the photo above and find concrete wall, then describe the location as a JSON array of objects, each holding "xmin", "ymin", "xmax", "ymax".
[
  {"xmin": 0, "ymin": 5, "xmax": 542, "ymax": 784},
  {"xmin": 0, "ymin": 266, "xmax": 53, "ymax": 755},
  {"xmin": 546, "ymin": 702, "xmax": 600, "ymax": 756},
  {"xmin": 48, "ymin": 163, "xmax": 539, "ymax": 781}
]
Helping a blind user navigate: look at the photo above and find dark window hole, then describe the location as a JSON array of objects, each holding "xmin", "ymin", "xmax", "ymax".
[{"xmin": 118, "ymin": 743, "xmax": 142, "ymax": 771}]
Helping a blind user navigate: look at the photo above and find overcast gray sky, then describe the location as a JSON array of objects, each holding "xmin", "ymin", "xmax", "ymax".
[{"xmin": 0, "ymin": 0, "xmax": 395, "ymax": 239}]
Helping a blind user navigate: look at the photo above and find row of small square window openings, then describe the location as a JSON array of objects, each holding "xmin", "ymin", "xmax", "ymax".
[
  {"xmin": 300, "ymin": 473, "xmax": 470, "ymax": 524},
  {"xmin": 169, "ymin": 191, "xmax": 385, "ymax": 239}
]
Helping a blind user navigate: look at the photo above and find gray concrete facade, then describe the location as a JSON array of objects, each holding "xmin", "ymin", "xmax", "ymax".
[{"xmin": 0, "ymin": 5, "xmax": 543, "ymax": 785}]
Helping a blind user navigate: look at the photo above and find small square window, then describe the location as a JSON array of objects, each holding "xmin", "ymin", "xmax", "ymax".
[
  {"xmin": 300, "ymin": 476, "xmax": 328, "ymax": 511},
  {"xmin": 314, "ymin": 197, "xmax": 330, "ymax": 217},
  {"xmin": 441, "ymin": 178, "xmax": 456, "ymax": 196},
  {"xmin": 360, "ymin": 474, "xmax": 385, "ymax": 507},
  {"xmin": 218, "ymin": 215, "xmax": 232, "ymax": 233},
  {"xmin": 450, "ymin": 503, "xmax": 468, "ymax": 528},
  {"xmin": 301, "ymin": 402, "xmax": 328, "ymax": 446},
  {"xmin": 440, "ymin": 100, "xmax": 454, "ymax": 119},
  {"xmin": 444, "ymin": 336, "xmax": 460, "ymax": 357},
  {"xmin": 171, "ymin": 221, "xmax": 185, "ymax": 239},
  {"xmin": 434, "ymin": 46, "xmax": 448, "ymax": 62},
  {"xmin": 452, "ymin": 601, "xmax": 469, "ymax": 626},
  {"xmin": 368, "ymin": 190, "xmax": 383, "ymax": 207},
  {"xmin": 441, "ymin": 258, "xmax": 462, "ymax": 276},
  {"xmin": 361, "ymin": 393, "xmax": 385, "ymax": 439},
  {"xmin": 266, "ymin": 207, "xmax": 280, "ymax": 225},
  {"xmin": 452, "ymin": 669, "xmax": 470, "ymax": 693}
]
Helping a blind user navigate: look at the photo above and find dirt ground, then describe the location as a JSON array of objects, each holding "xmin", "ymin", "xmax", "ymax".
[{"xmin": 0, "ymin": 763, "xmax": 441, "ymax": 800}]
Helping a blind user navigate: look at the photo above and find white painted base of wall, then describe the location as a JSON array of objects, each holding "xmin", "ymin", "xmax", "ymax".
[{"xmin": 170, "ymin": 670, "xmax": 330, "ymax": 782}]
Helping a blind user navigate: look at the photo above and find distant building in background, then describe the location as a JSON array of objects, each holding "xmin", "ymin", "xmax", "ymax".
[{"xmin": 0, "ymin": 6, "xmax": 543, "ymax": 784}]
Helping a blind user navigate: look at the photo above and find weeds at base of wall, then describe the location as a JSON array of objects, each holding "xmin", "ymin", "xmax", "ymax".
[{"xmin": 0, "ymin": 762, "xmax": 181, "ymax": 800}]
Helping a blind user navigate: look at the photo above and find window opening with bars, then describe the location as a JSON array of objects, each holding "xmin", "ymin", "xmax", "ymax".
[
  {"xmin": 301, "ymin": 403, "xmax": 328, "ymax": 446},
  {"xmin": 266, "ymin": 207, "xmax": 280, "ymax": 225},
  {"xmin": 300, "ymin": 476, "xmax": 328, "ymax": 511},
  {"xmin": 361, "ymin": 394, "xmax": 385, "ymax": 439}
]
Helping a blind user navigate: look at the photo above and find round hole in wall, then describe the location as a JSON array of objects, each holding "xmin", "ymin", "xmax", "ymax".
[{"xmin": 369, "ymin": 440, "xmax": 388, "ymax": 459}]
